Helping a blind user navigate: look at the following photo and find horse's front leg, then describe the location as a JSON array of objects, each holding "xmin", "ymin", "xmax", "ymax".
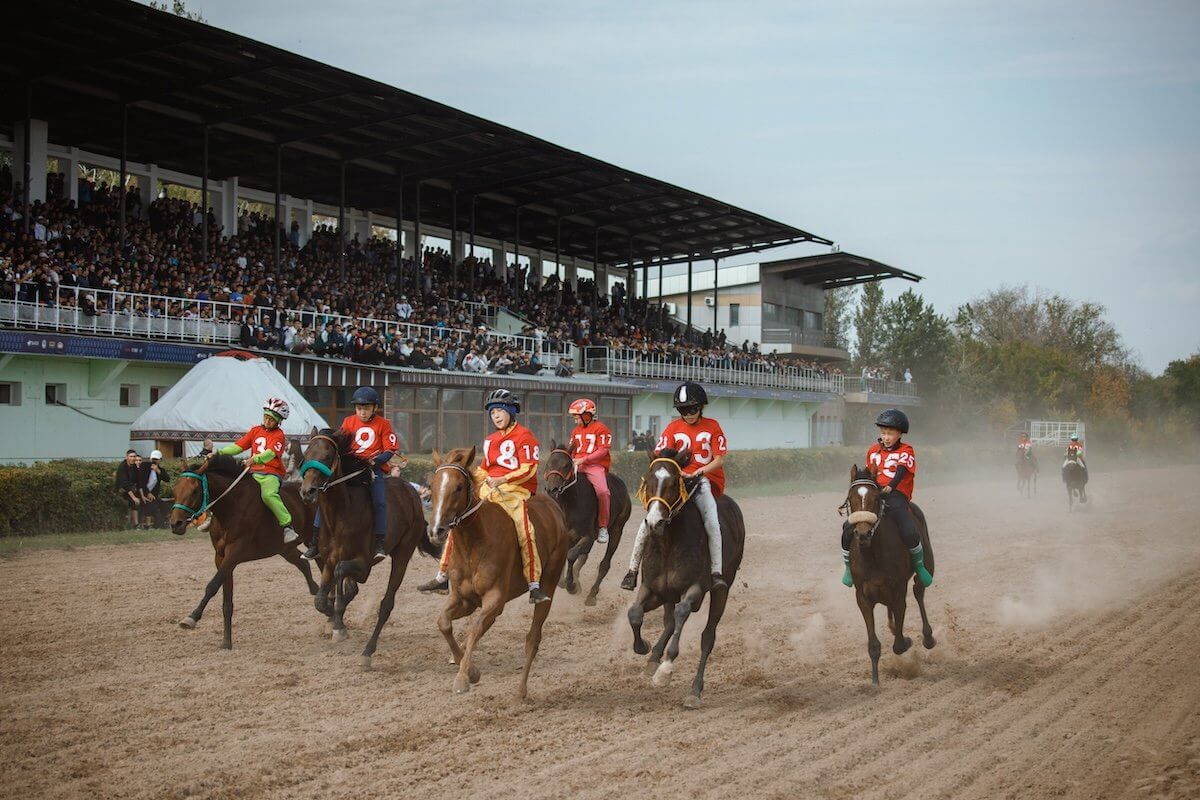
[
  {"xmin": 655, "ymin": 583, "xmax": 703, "ymax": 687},
  {"xmin": 913, "ymin": 581, "xmax": 935, "ymax": 649},
  {"xmin": 856, "ymin": 589, "xmax": 881, "ymax": 685},
  {"xmin": 890, "ymin": 593, "xmax": 912, "ymax": 655},
  {"xmin": 221, "ymin": 568, "xmax": 235, "ymax": 650},
  {"xmin": 454, "ymin": 590, "xmax": 504, "ymax": 694},
  {"xmin": 179, "ymin": 569, "xmax": 225, "ymax": 629},
  {"xmin": 436, "ymin": 591, "xmax": 475, "ymax": 667},
  {"xmin": 647, "ymin": 602, "xmax": 676, "ymax": 672},
  {"xmin": 628, "ymin": 584, "xmax": 661, "ymax": 655}
]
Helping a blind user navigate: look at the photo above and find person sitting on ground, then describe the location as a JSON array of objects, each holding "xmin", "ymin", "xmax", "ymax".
[{"xmin": 115, "ymin": 448, "xmax": 145, "ymax": 529}]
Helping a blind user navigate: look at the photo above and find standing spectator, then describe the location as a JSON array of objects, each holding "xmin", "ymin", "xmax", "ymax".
[
  {"xmin": 115, "ymin": 449, "xmax": 145, "ymax": 529},
  {"xmin": 904, "ymin": 367, "xmax": 913, "ymax": 383}
]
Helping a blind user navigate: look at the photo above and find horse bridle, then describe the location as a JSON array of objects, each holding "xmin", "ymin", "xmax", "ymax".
[
  {"xmin": 544, "ymin": 448, "xmax": 578, "ymax": 496},
  {"xmin": 172, "ymin": 462, "xmax": 252, "ymax": 520},
  {"xmin": 300, "ymin": 434, "xmax": 369, "ymax": 491},
  {"xmin": 433, "ymin": 462, "xmax": 485, "ymax": 528},
  {"xmin": 839, "ymin": 478, "xmax": 886, "ymax": 540},
  {"xmin": 638, "ymin": 457, "xmax": 692, "ymax": 522}
]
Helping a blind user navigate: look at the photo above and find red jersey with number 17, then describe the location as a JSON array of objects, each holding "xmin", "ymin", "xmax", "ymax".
[
  {"xmin": 236, "ymin": 425, "xmax": 287, "ymax": 478},
  {"xmin": 570, "ymin": 421, "xmax": 613, "ymax": 470},
  {"xmin": 656, "ymin": 416, "xmax": 728, "ymax": 496},
  {"xmin": 339, "ymin": 414, "xmax": 399, "ymax": 462},
  {"xmin": 482, "ymin": 423, "xmax": 540, "ymax": 493},
  {"xmin": 867, "ymin": 441, "xmax": 917, "ymax": 499}
]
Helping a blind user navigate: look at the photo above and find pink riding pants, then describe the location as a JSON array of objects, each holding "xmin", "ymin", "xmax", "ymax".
[{"xmin": 579, "ymin": 464, "xmax": 610, "ymax": 527}]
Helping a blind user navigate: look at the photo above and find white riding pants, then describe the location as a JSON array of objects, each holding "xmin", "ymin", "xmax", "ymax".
[{"xmin": 628, "ymin": 475, "xmax": 723, "ymax": 575}]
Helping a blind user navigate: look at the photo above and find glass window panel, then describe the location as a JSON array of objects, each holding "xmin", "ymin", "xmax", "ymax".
[
  {"xmin": 463, "ymin": 389, "xmax": 484, "ymax": 412},
  {"xmin": 389, "ymin": 411, "xmax": 413, "ymax": 452},
  {"xmin": 417, "ymin": 388, "xmax": 438, "ymax": 409},
  {"xmin": 442, "ymin": 389, "xmax": 463, "ymax": 411},
  {"xmin": 391, "ymin": 387, "xmax": 415, "ymax": 408},
  {"xmin": 442, "ymin": 413, "xmax": 470, "ymax": 450},
  {"xmin": 418, "ymin": 413, "xmax": 437, "ymax": 451}
]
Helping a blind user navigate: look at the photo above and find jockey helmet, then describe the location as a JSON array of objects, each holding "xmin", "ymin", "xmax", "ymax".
[
  {"xmin": 875, "ymin": 408, "xmax": 909, "ymax": 434},
  {"xmin": 568, "ymin": 398, "xmax": 596, "ymax": 416},
  {"xmin": 485, "ymin": 388, "xmax": 521, "ymax": 415},
  {"xmin": 673, "ymin": 382, "xmax": 708, "ymax": 411},
  {"xmin": 263, "ymin": 397, "xmax": 290, "ymax": 420},
  {"xmin": 351, "ymin": 386, "xmax": 381, "ymax": 405},
  {"xmin": 1070, "ymin": 433, "xmax": 1079, "ymax": 442}
]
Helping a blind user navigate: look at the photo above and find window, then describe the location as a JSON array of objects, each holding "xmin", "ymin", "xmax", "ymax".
[
  {"xmin": 0, "ymin": 382, "xmax": 20, "ymax": 405},
  {"xmin": 45, "ymin": 383, "xmax": 66, "ymax": 405},
  {"xmin": 729, "ymin": 303, "xmax": 740, "ymax": 326},
  {"xmin": 149, "ymin": 386, "xmax": 169, "ymax": 404},
  {"xmin": 119, "ymin": 384, "xmax": 140, "ymax": 407}
]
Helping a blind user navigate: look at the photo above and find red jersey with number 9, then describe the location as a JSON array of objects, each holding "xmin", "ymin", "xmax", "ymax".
[
  {"xmin": 656, "ymin": 416, "xmax": 728, "ymax": 496},
  {"xmin": 236, "ymin": 425, "xmax": 287, "ymax": 478},
  {"xmin": 867, "ymin": 441, "xmax": 917, "ymax": 499},
  {"xmin": 570, "ymin": 421, "xmax": 613, "ymax": 471},
  {"xmin": 482, "ymin": 422, "xmax": 540, "ymax": 492},
  {"xmin": 339, "ymin": 414, "xmax": 399, "ymax": 462}
]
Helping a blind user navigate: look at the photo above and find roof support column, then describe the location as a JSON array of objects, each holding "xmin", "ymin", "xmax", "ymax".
[
  {"xmin": 712, "ymin": 257, "xmax": 720, "ymax": 336},
  {"xmin": 513, "ymin": 206, "xmax": 521, "ymax": 301},
  {"xmin": 200, "ymin": 124, "xmax": 208, "ymax": 265},
  {"xmin": 468, "ymin": 195, "xmax": 477, "ymax": 296},
  {"xmin": 395, "ymin": 177, "xmax": 404, "ymax": 275},
  {"xmin": 414, "ymin": 181, "xmax": 422, "ymax": 296},
  {"xmin": 554, "ymin": 217, "xmax": 562, "ymax": 290},
  {"xmin": 593, "ymin": 228, "xmax": 601, "ymax": 297},
  {"xmin": 450, "ymin": 190, "xmax": 459, "ymax": 291},
  {"xmin": 273, "ymin": 145, "xmax": 282, "ymax": 272},
  {"xmin": 119, "ymin": 103, "xmax": 128, "ymax": 252},
  {"xmin": 686, "ymin": 254, "xmax": 693, "ymax": 334}
]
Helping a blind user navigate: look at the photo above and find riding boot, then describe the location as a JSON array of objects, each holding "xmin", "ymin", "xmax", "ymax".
[
  {"xmin": 620, "ymin": 569, "xmax": 638, "ymax": 591},
  {"xmin": 372, "ymin": 534, "xmax": 388, "ymax": 560},
  {"xmin": 302, "ymin": 532, "xmax": 320, "ymax": 561},
  {"xmin": 418, "ymin": 573, "xmax": 449, "ymax": 593},
  {"xmin": 710, "ymin": 571, "xmax": 727, "ymax": 591},
  {"xmin": 909, "ymin": 544, "xmax": 933, "ymax": 587},
  {"xmin": 842, "ymin": 550, "xmax": 853, "ymax": 587},
  {"xmin": 282, "ymin": 525, "xmax": 299, "ymax": 545},
  {"xmin": 596, "ymin": 526, "xmax": 609, "ymax": 544}
]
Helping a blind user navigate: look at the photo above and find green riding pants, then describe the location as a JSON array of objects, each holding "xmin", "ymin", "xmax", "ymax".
[{"xmin": 253, "ymin": 473, "xmax": 292, "ymax": 527}]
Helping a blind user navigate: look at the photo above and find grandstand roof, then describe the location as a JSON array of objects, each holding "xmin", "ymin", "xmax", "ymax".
[
  {"xmin": 762, "ymin": 252, "xmax": 923, "ymax": 289},
  {"xmin": 1, "ymin": 0, "xmax": 834, "ymax": 270}
]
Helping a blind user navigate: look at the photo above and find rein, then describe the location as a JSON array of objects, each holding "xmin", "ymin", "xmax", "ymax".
[
  {"xmin": 545, "ymin": 448, "xmax": 578, "ymax": 496},
  {"xmin": 172, "ymin": 464, "xmax": 252, "ymax": 520},
  {"xmin": 638, "ymin": 457, "xmax": 691, "ymax": 521},
  {"xmin": 434, "ymin": 463, "xmax": 486, "ymax": 528},
  {"xmin": 300, "ymin": 434, "xmax": 369, "ymax": 492}
]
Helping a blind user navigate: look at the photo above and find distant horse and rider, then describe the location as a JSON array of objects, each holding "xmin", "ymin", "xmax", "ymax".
[
  {"xmin": 1016, "ymin": 433, "xmax": 1038, "ymax": 497},
  {"xmin": 1061, "ymin": 433, "xmax": 1089, "ymax": 509}
]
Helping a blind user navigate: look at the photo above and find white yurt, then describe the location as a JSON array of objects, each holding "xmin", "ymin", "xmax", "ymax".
[{"xmin": 130, "ymin": 351, "xmax": 327, "ymax": 459}]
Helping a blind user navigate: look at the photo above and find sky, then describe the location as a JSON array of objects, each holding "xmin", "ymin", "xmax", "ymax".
[{"xmin": 177, "ymin": 0, "xmax": 1198, "ymax": 373}]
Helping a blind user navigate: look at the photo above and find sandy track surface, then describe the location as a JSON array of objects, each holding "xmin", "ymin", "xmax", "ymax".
[{"xmin": 2, "ymin": 466, "xmax": 1199, "ymax": 800}]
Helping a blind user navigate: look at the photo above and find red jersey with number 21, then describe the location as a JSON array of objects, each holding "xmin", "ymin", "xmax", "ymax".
[
  {"xmin": 482, "ymin": 423, "xmax": 540, "ymax": 493},
  {"xmin": 339, "ymin": 414, "xmax": 399, "ymax": 461},
  {"xmin": 867, "ymin": 441, "xmax": 916, "ymax": 499},
  {"xmin": 656, "ymin": 416, "xmax": 728, "ymax": 496},
  {"xmin": 236, "ymin": 425, "xmax": 287, "ymax": 478}
]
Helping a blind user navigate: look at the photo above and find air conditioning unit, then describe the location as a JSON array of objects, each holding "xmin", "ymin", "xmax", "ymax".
[{"xmin": 703, "ymin": 296, "xmax": 715, "ymax": 308}]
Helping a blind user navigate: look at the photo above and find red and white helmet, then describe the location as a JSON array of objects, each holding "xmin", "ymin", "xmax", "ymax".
[
  {"xmin": 263, "ymin": 397, "xmax": 291, "ymax": 420},
  {"xmin": 568, "ymin": 398, "xmax": 596, "ymax": 416}
]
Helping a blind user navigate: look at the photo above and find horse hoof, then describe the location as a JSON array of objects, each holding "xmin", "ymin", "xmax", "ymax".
[
  {"xmin": 468, "ymin": 665, "xmax": 481, "ymax": 684},
  {"xmin": 221, "ymin": 642, "xmax": 232, "ymax": 651},
  {"xmin": 322, "ymin": 621, "xmax": 333, "ymax": 636},
  {"xmin": 331, "ymin": 628, "xmax": 347, "ymax": 643},
  {"xmin": 360, "ymin": 655, "xmax": 373, "ymax": 671},
  {"xmin": 894, "ymin": 636, "xmax": 912, "ymax": 655},
  {"xmin": 683, "ymin": 694, "xmax": 702, "ymax": 710},
  {"xmin": 633, "ymin": 638, "xmax": 650, "ymax": 655},
  {"xmin": 178, "ymin": 616, "xmax": 197, "ymax": 630},
  {"xmin": 924, "ymin": 634, "xmax": 936, "ymax": 649},
  {"xmin": 584, "ymin": 594, "xmax": 598, "ymax": 607},
  {"xmin": 644, "ymin": 660, "xmax": 660, "ymax": 676},
  {"xmin": 652, "ymin": 661, "xmax": 674, "ymax": 687},
  {"xmin": 565, "ymin": 580, "xmax": 579, "ymax": 595},
  {"xmin": 453, "ymin": 677, "xmax": 471, "ymax": 694}
]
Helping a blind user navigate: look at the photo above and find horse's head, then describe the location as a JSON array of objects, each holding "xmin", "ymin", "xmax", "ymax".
[
  {"xmin": 427, "ymin": 446, "xmax": 479, "ymax": 548},
  {"xmin": 640, "ymin": 447, "xmax": 693, "ymax": 532},
  {"xmin": 842, "ymin": 464, "xmax": 883, "ymax": 545},
  {"xmin": 299, "ymin": 428, "xmax": 341, "ymax": 503},
  {"xmin": 169, "ymin": 457, "xmax": 215, "ymax": 535},
  {"xmin": 543, "ymin": 439, "xmax": 577, "ymax": 496}
]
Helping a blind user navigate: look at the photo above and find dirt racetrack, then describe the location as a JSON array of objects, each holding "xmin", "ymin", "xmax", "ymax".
[{"xmin": 2, "ymin": 464, "xmax": 1199, "ymax": 800}]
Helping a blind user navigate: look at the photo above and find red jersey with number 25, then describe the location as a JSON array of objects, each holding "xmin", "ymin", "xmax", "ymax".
[
  {"xmin": 339, "ymin": 414, "xmax": 399, "ymax": 462},
  {"xmin": 236, "ymin": 425, "xmax": 287, "ymax": 478},
  {"xmin": 867, "ymin": 441, "xmax": 916, "ymax": 499},
  {"xmin": 656, "ymin": 416, "xmax": 728, "ymax": 497},
  {"xmin": 482, "ymin": 423, "xmax": 540, "ymax": 493},
  {"xmin": 570, "ymin": 421, "xmax": 613, "ymax": 471}
]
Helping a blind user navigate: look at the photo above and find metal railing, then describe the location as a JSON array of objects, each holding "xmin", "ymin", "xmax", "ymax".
[
  {"xmin": 843, "ymin": 376, "xmax": 918, "ymax": 397},
  {"xmin": 760, "ymin": 327, "xmax": 830, "ymax": 347},
  {"xmin": 583, "ymin": 347, "xmax": 845, "ymax": 394},
  {"xmin": 1, "ymin": 284, "xmax": 576, "ymax": 361}
]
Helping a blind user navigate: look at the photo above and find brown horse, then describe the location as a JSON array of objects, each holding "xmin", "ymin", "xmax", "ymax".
[
  {"xmin": 542, "ymin": 442, "xmax": 632, "ymax": 605},
  {"xmin": 843, "ymin": 465, "xmax": 936, "ymax": 684},
  {"xmin": 298, "ymin": 429, "xmax": 436, "ymax": 668},
  {"xmin": 1016, "ymin": 451, "xmax": 1038, "ymax": 497},
  {"xmin": 169, "ymin": 454, "xmax": 318, "ymax": 650},
  {"xmin": 628, "ymin": 448, "xmax": 745, "ymax": 708},
  {"xmin": 1062, "ymin": 459, "xmax": 1088, "ymax": 509},
  {"xmin": 425, "ymin": 447, "xmax": 570, "ymax": 698}
]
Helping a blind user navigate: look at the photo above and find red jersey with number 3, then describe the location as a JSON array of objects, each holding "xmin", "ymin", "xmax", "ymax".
[
  {"xmin": 339, "ymin": 414, "xmax": 399, "ymax": 462},
  {"xmin": 656, "ymin": 416, "xmax": 728, "ymax": 496},
  {"xmin": 867, "ymin": 441, "xmax": 916, "ymax": 499},
  {"xmin": 570, "ymin": 421, "xmax": 613, "ymax": 471},
  {"xmin": 482, "ymin": 423, "xmax": 540, "ymax": 492},
  {"xmin": 236, "ymin": 425, "xmax": 287, "ymax": 478}
]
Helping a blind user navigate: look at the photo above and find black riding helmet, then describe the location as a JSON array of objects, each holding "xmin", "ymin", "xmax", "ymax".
[
  {"xmin": 484, "ymin": 388, "xmax": 521, "ymax": 414},
  {"xmin": 673, "ymin": 381, "xmax": 708, "ymax": 411},
  {"xmin": 875, "ymin": 408, "xmax": 909, "ymax": 434}
]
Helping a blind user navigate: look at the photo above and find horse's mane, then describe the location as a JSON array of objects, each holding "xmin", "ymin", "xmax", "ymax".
[
  {"xmin": 656, "ymin": 447, "xmax": 692, "ymax": 469},
  {"xmin": 318, "ymin": 428, "xmax": 372, "ymax": 475},
  {"xmin": 443, "ymin": 446, "xmax": 486, "ymax": 488},
  {"xmin": 186, "ymin": 453, "xmax": 242, "ymax": 476}
]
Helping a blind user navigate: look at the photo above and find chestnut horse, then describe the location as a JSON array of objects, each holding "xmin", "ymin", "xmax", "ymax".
[
  {"xmin": 542, "ymin": 442, "xmax": 632, "ymax": 605},
  {"xmin": 842, "ymin": 465, "xmax": 936, "ymax": 684},
  {"xmin": 169, "ymin": 454, "xmax": 318, "ymax": 650},
  {"xmin": 425, "ymin": 447, "xmax": 570, "ymax": 698},
  {"xmin": 298, "ymin": 429, "xmax": 436, "ymax": 668},
  {"xmin": 628, "ymin": 448, "xmax": 745, "ymax": 709}
]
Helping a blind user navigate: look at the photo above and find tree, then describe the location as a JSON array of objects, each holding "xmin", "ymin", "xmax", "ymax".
[
  {"xmin": 875, "ymin": 289, "xmax": 953, "ymax": 384},
  {"xmin": 1163, "ymin": 353, "xmax": 1200, "ymax": 422},
  {"xmin": 822, "ymin": 287, "xmax": 852, "ymax": 350},
  {"xmin": 852, "ymin": 281, "xmax": 884, "ymax": 365},
  {"xmin": 149, "ymin": 1, "xmax": 207, "ymax": 23}
]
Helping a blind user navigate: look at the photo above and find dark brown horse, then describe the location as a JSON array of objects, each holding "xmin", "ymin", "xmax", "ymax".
[
  {"xmin": 1062, "ymin": 459, "xmax": 1088, "ymax": 509},
  {"xmin": 843, "ymin": 465, "xmax": 936, "ymax": 684},
  {"xmin": 298, "ymin": 429, "xmax": 436, "ymax": 669},
  {"xmin": 542, "ymin": 442, "xmax": 632, "ymax": 605},
  {"xmin": 628, "ymin": 448, "xmax": 745, "ymax": 709},
  {"xmin": 169, "ymin": 455, "xmax": 318, "ymax": 650},
  {"xmin": 426, "ymin": 447, "xmax": 570, "ymax": 698},
  {"xmin": 1016, "ymin": 451, "xmax": 1038, "ymax": 497}
]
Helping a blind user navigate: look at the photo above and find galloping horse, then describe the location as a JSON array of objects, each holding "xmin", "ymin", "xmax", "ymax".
[
  {"xmin": 426, "ymin": 447, "xmax": 570, "ymax": 698},
  {"xmin": 1062, "ymin": 460, "xmax": 1088, "ymax": 509},
  {"xmin": 543, "ymin": 442, "xmax": 633, "ymax": 605},
  {"xmin": 1016, "ymin": 451, "xmax": 1038, "ymax": 497},
  {"xmin": 298, "ymin": 429, "xmax": 435, "ymax": 669},
  {"xmin": 169, "ymin": 454, "xmax": 318, "ymax": 650},
  {"xmin": 628, "ymin": 448, "xmax": 745, "ymax": 709},
  {"xmin": 842, "ymin": 465, "xmax": 936, "ymax": 685}
]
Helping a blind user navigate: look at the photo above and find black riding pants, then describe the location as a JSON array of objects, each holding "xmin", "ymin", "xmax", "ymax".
[{"xmin": 841, "ymin": 491, "xmax": 920, "ymax": 551}]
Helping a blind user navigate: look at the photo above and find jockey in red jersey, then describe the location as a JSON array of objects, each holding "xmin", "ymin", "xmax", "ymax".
[{"xmin": 567, "ymin": 397, "xmax": 613, "ymax": 544}]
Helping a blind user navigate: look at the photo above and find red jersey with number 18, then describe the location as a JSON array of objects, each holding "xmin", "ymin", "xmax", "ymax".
[
  {"xmin": 656, "ymin": 416, "xmax": 728, "ymax": 496},
  {"xmin": 482, "ymin": 422, "xmax": 540, "ymax": 493}
]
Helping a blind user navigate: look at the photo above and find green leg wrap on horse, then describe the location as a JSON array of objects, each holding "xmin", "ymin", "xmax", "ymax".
[
  {"xmin": 253, "ymin": 473, "xmax": 293, "ymax": 527},
  {"xmin": 842, "ymin": 551, "xmax": 853, "ymax": 587},
  {"xmin": 909, "ymin": 543, "xmax": 933, "ymax": 587}
]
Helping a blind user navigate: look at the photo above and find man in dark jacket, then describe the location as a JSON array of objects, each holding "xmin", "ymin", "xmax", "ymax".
[{"xmin": 115, "ymin": 449, "xmax": 145, "ymax": 529}]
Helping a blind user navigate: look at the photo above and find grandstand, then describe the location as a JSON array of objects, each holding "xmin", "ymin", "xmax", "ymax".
[{"xmin": 0, "ymin": 0, "xmax": 919, "ymax": 463}]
